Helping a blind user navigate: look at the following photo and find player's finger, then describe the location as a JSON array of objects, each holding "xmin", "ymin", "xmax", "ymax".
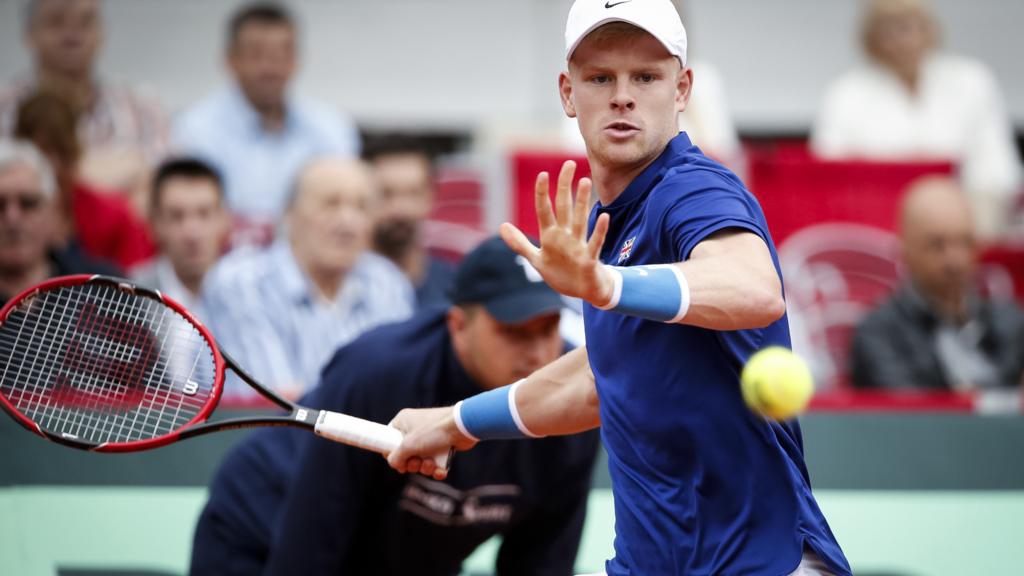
[
  {"xmin": 419, "ymin": 459, "xmax": 437, "ymax": 478},
  {"xmin": 588, "ymin": 212, "xmax": 610, "ymax": 260},
  {"xmin": 571, "ymin": 177, "xmax": 592, "ymax": 240},
  {"xmin": 555, "ymin": 160, "xmax": 576, "ymax": 228},
  {"xmin": 432, "ymin": 467, "xmax": 449, "ymax": 481},
  {"xmin": 406, "ymin": 457, "xmax": 423, "ymax": 474},
  {"xmin": 534, "ymin": 171, "xmax": 556, "ymax": 231},
  {"xmin": 500, "ymin": 222, "xmax": 541, "ymax": 262}
]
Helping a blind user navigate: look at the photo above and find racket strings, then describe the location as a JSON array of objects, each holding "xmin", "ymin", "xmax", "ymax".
[{"xmin": 0, "ymin": 283, "xmax": 218, "ymax": 445}]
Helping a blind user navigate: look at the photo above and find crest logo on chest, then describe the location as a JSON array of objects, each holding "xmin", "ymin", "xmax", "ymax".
[{"xmin": 617, "ymin": 235, "xmax": 637, "ymax": 264}]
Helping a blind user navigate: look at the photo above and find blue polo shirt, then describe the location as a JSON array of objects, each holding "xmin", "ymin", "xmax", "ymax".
[{"xmin": 583, "ymin": 133, "xmax": 851, "ymax": 575}]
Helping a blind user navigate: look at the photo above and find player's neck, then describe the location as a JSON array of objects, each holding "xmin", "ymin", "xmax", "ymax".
[{"xmin": 589, "ymin": 155, "xmax": 661, "ymax": 206}]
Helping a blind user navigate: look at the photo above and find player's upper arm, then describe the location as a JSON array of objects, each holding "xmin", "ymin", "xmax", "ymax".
[
  {"xmin": 683, "ymin": 229, "xmax": 786, "ymax": 329},
  {"xmin": 689, "ymin": 228, "xmax": 780, "ymax": 282}
]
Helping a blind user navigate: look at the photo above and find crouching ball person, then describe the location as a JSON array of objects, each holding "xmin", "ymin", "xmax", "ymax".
[{"xmin": 191, "ymin": 237, "xmax": 599, "ymax": 575}]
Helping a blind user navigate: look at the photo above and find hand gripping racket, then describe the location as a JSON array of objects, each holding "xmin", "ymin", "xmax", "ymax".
[{"xmin": 0, "ymin": 275, "xmax": 452, "ymax": 469}]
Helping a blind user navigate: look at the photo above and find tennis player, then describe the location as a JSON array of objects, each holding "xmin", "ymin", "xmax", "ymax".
[{"xmin": 387, "ymin": 1, "xmax": 852, "ymax": 574}]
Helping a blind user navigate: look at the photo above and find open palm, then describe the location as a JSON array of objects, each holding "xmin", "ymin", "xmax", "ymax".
[{"xmin": 500, "ymin": 161, "xmax": 613, "ymax": 306}]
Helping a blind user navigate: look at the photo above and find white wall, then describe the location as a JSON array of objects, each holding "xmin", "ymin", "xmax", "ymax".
[{"xmin": 1, "ymin": 0, "xmax": 1022, "ymax": 133}]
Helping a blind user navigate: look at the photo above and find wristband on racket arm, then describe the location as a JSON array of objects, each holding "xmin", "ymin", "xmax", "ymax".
[
  {"xmin": 596, "ymin": 264, "xmax": 690, "ymax": 323},
  {"xmin": 452, "ymin": 380, "xmax": 541, "ymax": 441}
]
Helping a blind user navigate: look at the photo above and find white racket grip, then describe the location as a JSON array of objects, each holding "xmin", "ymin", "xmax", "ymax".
[{"xmin": 314, "ymin": 411, "xmax": 451, "ymax": 470}]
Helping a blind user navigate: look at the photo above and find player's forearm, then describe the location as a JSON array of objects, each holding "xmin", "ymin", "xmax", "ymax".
[
  {"xmin": 594, "ymin": 231, "xmax": 785, "ymax": 331},
  {"xmin": 514, "ymin": 346, "xmax": 600, "ymax": 437}
]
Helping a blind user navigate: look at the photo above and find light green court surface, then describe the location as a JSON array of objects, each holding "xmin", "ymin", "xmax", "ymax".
[{"xmin": 2, "ymin": 487, "xmax": 1022, "ymax": 576}]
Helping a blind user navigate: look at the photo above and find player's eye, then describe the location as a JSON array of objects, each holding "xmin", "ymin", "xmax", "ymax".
[
  {"xmin": 591, "ymin": 75, "xmax": 612, "ymax": 85},
  {"xmin": 636, "ymin": 73, "xmax": 655, "ymax": 83}
]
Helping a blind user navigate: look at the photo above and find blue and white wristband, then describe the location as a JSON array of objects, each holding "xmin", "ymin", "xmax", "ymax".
[
  {"xmin": 596, "ymin": 264, "xmax": 690, "ymax": 323},
  {"xmin": 452, "ymin": 380, "xmax": 541, "ymax": 441}
]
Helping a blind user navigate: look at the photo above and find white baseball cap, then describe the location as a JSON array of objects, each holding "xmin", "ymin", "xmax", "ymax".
[{"xmin": 564, "ymin": 0, "xmax": 688, "ymax": 66}]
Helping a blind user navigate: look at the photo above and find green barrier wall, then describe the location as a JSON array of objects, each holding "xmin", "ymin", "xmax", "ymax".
[
  {"xmin": 2, "ymin": 487, "xmax": 1023, "ymax": 576},
  {"xmin": 4, "ymin": 412, "xmax": 1024, "ymax": 575}
]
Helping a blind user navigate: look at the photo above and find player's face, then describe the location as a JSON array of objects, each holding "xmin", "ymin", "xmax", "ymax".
[
  {"xmin": 288, "ymin": 161, "xmax": 375, "ymax": 278},
  {"xmin": 229, "ymin": 22, "xmax": 296, "ymax": 112},
  {"xmin": 151, "ymin": 177, "xmax": 229, "ymax": 285},
  {"xmin": 371, "ymin": 153, "xmax": 435, "ymax": 260},
  {"xmin": 561, "ymin": 30, "xmax": 691, "ymax": 173},
  {"xmin": 450, "ymin": 307, "xmax": 563, "ymax": 391},
  {"xmin": 27, "ymin": 0, "xmax": 103, "ymax": 77},
  {"xmin": 0, "ymin": 163, "xmax": 54, "ymax": 273}
]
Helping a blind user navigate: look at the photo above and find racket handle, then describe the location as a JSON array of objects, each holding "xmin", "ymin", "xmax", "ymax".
[{"xmin": 314, "ymin": 411, "xmax": 451, "ymax": 470}]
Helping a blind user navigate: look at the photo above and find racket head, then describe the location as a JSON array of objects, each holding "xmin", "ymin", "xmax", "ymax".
[{"xmin": 0, "ymin": 275, "xmax": 225, "ymax": 452}]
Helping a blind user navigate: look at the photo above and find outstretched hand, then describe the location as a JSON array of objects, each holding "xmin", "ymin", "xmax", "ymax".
[{"xmin": 500, "ymin": 161, "xmax": 614, "ymax": 307}]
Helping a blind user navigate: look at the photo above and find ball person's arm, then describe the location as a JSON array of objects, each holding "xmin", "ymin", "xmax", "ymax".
[
  {"xmin": 500, "ymin": 160, "xmax": 784, "ymax": 331},
  {"xmin": 387, "ymin": 346, "xmax": 599, "ymax": 480}
]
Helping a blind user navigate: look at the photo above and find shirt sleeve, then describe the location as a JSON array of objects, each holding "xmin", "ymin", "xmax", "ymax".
[
  {"xmin": 652, "ymin": 172, "xmax": 772, "ymax": 262},
  {"xmin": 849, "ymin": 307, "xmax": 920, "ymax": 389},
  {"xmin": 961, "ymin": 65, "xmax": 1023, "ymax": 196},
  {"xmin": 317, "ymin": 106, "xmax": 362, "ymax": 158},
  {"xmin": 810, "ymin": 77, "xmax": 856, "ymax": 159}
]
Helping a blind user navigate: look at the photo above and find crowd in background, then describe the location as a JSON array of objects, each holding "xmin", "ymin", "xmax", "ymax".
[{"xmin": 1, "ymin": 0, "xmax": 1022, "ymax": 404}]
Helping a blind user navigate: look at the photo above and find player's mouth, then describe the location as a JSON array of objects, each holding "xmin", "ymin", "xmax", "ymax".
[{"xmin": 603, "ymin": 121, "xmax": 640, "ymax": 140}]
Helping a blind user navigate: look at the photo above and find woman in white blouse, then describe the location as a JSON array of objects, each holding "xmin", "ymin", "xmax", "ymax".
[{"xmin": 811, "ymin": 0, "xmax": 1022, "ymax": 238}]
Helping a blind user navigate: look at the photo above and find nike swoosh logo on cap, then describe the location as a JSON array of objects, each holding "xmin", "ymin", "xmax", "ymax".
[{"xmin": 605, "ymin": 0, "xmax": 632, "ymax": 8}]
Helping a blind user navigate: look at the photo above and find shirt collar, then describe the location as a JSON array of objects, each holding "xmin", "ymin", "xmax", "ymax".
[
  {"xmin": 270, "ymin": 240, "xmax": 370, "ymax": 306},
  {"xmin": 901, "ymin": 281, "xmax": 982, "ymax": 326},
  {"xmin": 599, "ymin": 132, "xmax": 694, "ymax": 210},
  {"xmin": 155, "ymin": 257, "xmax": 197, "ymax": 304},
  {"xmin": 226, "ymin": 83, "xmax": 296, "ymax": 134}
]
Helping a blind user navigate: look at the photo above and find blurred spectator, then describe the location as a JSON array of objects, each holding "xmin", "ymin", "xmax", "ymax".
[
  {"xmin": 203, "ymin": 157, "xmax": 413, "ymax": 400},
  {"xmin": 131, "ymin": 158, "xmax": 230, "ymax": 322},
  {"xmin": 190, "ymin": 237, "xmax": 597, "ymax": 576},
  {"xmin": 677, "ymin": 60, "xmax": 743, "ymax": 173},
  {"xmin": 850, "ymin": 176, "xmax": 1024, "ymax": 391},
  {"xmin": 0, "ymin": 0, "xmax": 169, "ymax": 212},
  {"xmin": 172, "ymin": 2, "xmax": 360, "ymax": 244},
  {"xmin": 0, "ymin": 139, "xmax": 117, "ymax": 307},
  {"xmin": 14, "ymin": 88, "xmax": 156, "ymax": 269},
  {"xmin": 365, "ymin": 137, "xmax": 456, "ymax": 308},
  {"xmin": 811, "ymin": 0, "xmax": 1022, "ymax": 238}
]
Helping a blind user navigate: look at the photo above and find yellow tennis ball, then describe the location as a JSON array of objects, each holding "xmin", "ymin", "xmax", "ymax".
[{"xmin": 740, "ymin": 347, "xmax": 814, "ymax": 421}]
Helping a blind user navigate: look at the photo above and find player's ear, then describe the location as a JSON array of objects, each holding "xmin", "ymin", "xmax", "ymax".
[
  {"xmin": 675, "ymin": 66, "xmax": 693, "ymax": 114},
  {"xmin": 559, "ymin": 72, "xmax": 577, "ymax": 118}
]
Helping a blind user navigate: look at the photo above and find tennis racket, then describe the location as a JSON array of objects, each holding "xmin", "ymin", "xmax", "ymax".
[{"xmin": 0, "ymin": 274, "xmax": 451, "ymax": 469}]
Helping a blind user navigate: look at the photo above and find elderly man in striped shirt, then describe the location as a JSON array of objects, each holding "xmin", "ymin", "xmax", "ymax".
[{"xmin": 203, "ymin": 157, "xmax": 414, "ymax": 401}]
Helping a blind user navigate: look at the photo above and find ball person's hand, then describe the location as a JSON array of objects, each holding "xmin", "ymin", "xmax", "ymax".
[{"xmin": 500, "ymin": 160, "xmax": 614, "ymax": 307}]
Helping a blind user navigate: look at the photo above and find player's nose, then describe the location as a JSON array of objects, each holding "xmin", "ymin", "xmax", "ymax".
[{"xmin": 610, "ymin": 84, "xmax": 636, "ymax": 110}]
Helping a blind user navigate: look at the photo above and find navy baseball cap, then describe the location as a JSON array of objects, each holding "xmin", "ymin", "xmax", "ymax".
[{"xmin": 451, "ymin": 236, "xmax": 564, "ymax": 324}]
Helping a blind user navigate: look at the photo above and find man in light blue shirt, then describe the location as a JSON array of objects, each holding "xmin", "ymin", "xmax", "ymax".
[
  {"xmin": 203, "ymin": 157, "xmax": 413, "ymax": 401},
  {"xmin": 172, "ymin": 3, "xmax": 360, "ymax": 235}
]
